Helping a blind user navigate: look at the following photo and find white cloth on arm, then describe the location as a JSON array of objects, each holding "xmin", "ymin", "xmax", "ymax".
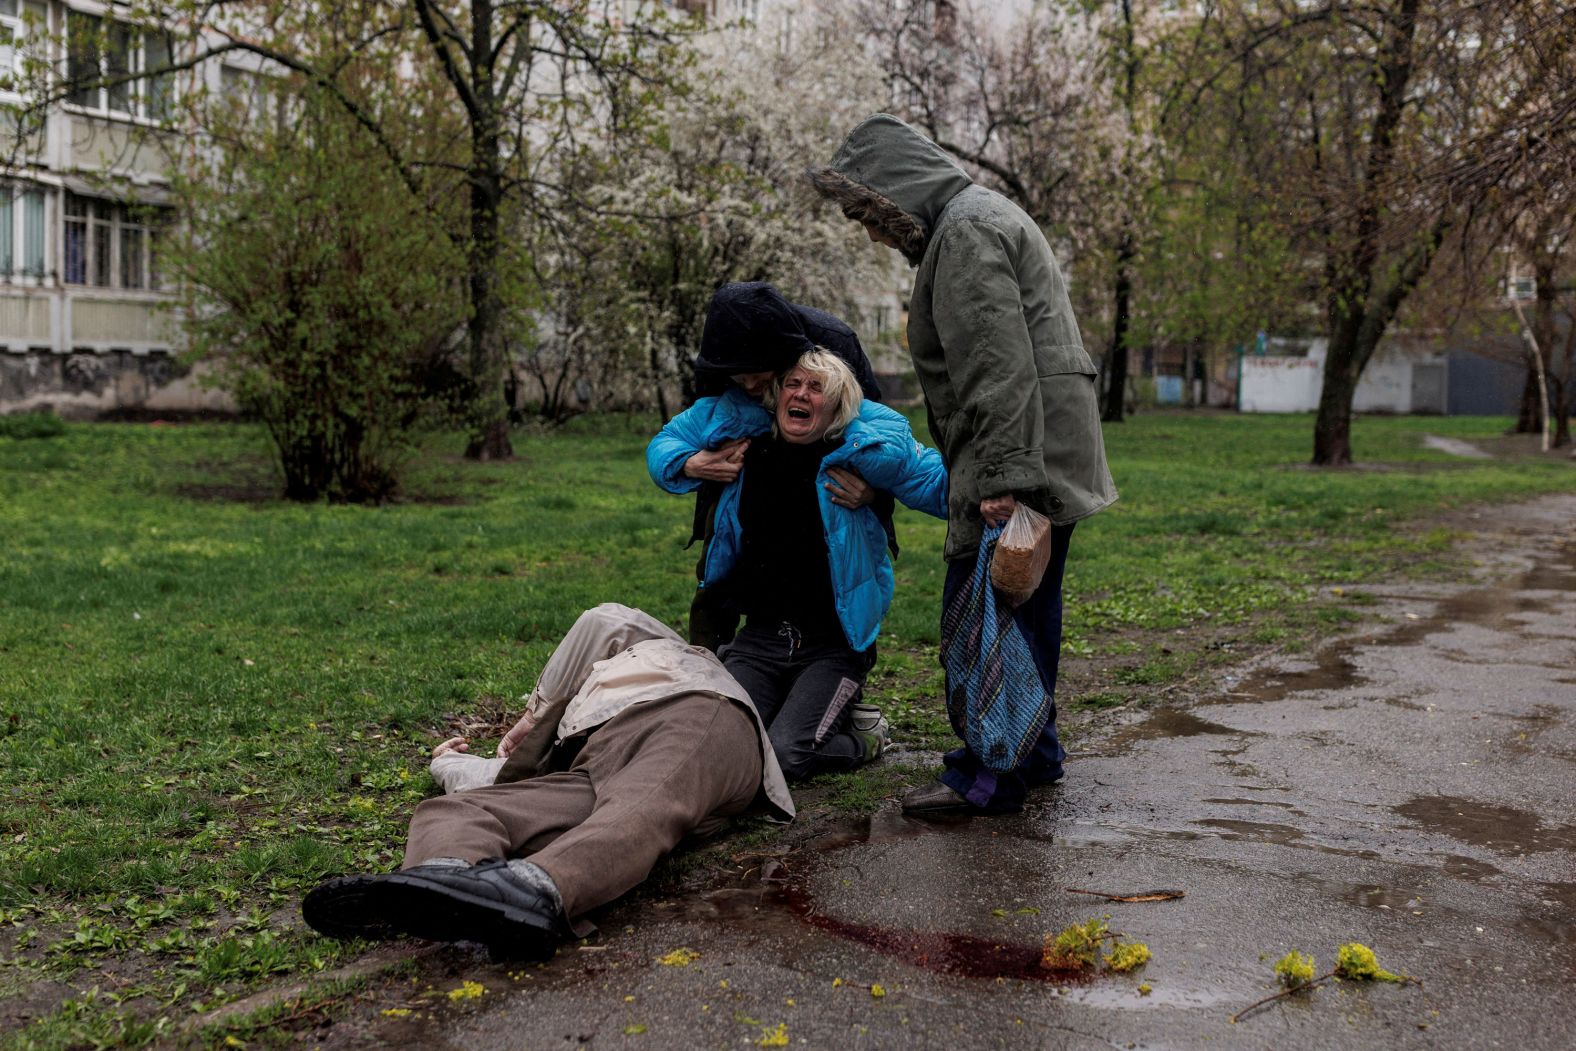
[{"xmin": 429, "ymin": 753, "xmax": 508, "ymax": 794}]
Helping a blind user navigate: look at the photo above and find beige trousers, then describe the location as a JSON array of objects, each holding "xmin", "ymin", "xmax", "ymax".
[{"xmin": 402, "ymin": 692, "xmax": 761, "ymax": 918}]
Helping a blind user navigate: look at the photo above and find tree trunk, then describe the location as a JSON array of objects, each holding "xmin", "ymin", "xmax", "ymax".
[
  {"xmin": 462, "ymin": 0, "xmax": 513, "ymax": 461},
  {"xmin": 1103, "ymin": 0, "xmax": 1138, "ymax": 425},
  {"xmin": 1556, "ymin": 319, "xmax": 1576, "ymax": 448},
  {"xmin": 1102, "ymin": 236, "xmax": 1133, "ymax": 423},
  {"xmin": 1313, "ymin": 290, "xmax": 1375, "ymax": 466},
  {"xmin": 1312, "ymin": 350, "xmax": 1358, "ymax": 465},
  {"xmin": 1514, "ymin": 368, "xmax": 1543, "ymax": 433},
  {"xmin": 1310, "ymin": 0, "xmax": 1430, "ymax": 466},
  {"xmin": 1533, "ymin": 256, "xmax": 1559, "ymax": 447},
  {"xmin": 1551, "ymin": 374, "xmax": 1570, "ymax": 448}
]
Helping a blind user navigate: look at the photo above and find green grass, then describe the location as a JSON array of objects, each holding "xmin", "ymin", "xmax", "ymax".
[{"xmin": 1, "ymin": 410, "xmax": 1572, "ymax": 1046}]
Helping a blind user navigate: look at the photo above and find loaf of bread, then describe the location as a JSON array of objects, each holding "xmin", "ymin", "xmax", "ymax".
[{"xmin": 991, "ymin": 504, "xmax": 1052, "ymax": 607}]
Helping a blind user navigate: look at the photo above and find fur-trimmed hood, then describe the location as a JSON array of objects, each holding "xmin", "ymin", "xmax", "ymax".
[{"xmin": 807, "ymin": 114, "xmax": 973, "ymax": 265}]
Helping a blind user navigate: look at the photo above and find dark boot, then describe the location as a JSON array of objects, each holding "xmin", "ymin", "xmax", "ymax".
[
  {"xmin": 302, "ymin": 873, "xmax": 402, "ymax": 941},
  {"xmin": 380, "ymin": 859, "xmax": 571, "ymax": 961}
]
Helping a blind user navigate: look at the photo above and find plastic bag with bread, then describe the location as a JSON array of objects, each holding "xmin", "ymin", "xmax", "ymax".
[{"xmin": 989, "ymin": 504, "xmax": 1052, "ymax": 607}]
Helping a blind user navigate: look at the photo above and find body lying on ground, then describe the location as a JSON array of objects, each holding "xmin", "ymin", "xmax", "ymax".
[{"xmin": 301, "ymin": 603, "xmax": 792, "ymax": 961}]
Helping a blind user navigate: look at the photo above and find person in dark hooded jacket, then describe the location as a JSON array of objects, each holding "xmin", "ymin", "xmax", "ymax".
[
  {"xmin": 680, "ymin": 283, "xmax": 894, "ymax": 653},
  {"xmin": 692, "ymin": 282, "xmax": 883, "ymax": 401},
  {"xmin": 809, "ymin": 114, "xmax": 1118, "ymax": 818}
]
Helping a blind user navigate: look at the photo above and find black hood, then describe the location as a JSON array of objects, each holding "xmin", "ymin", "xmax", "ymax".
[{"xmin": 694, "ymin": 282, "xmax": 817, "ymax": 381}]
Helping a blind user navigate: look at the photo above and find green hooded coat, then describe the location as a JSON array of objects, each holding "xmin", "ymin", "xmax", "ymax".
[{"xmin": 812, "ymin": 115, "xmax": 1118, "ymax": 559}]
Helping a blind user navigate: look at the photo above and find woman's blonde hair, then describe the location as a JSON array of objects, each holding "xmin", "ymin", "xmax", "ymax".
[{"xmin": 768, "ymin": 347, "xmax": 864, "ymax": 441}]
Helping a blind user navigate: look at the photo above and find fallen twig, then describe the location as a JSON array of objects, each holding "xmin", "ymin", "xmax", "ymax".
[
  {"xmin": 1066, "ymin": 888, "xmax": 1185, "ymax": 903},
  {"xmin": 1230, "ymin": 974, "xmax": 1333, "ymax": 1023}
]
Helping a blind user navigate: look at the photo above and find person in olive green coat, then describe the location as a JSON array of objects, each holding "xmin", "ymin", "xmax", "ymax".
[{"xmin": 809, "ymin": 113, "xmax": 1117, "ymax": 816}]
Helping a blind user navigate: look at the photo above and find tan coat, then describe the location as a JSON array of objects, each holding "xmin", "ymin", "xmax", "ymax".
[{"xmin": 430, "ymin": 603, "xmax": 794, "ymax": 821}]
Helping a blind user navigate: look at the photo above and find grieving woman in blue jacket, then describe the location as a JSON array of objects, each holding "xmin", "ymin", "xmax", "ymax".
[{"xmin": 648, "ymin": 349, "xmax": 947, "ymax": 778}]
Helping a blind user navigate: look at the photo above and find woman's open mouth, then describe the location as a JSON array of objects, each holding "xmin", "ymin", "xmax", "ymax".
[{"xmin": 786, "ymin": 407, "xmax": 811, "ymax": 419}]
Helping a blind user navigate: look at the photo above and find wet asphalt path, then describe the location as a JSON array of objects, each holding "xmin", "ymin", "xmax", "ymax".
[{"xmin": 359, "ymin": 496, "xmax": 1576, "ymax": 1050}]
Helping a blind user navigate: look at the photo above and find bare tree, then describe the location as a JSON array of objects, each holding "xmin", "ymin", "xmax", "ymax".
[{"xmin": 1199, "ymin": 0, "xmax": 1573, "ymax": 464}]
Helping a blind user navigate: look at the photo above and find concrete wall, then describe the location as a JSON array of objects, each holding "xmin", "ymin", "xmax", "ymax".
[
  {"xmin": 1351, "ymin": 353, "xmax": 1414, "ymax": 414},
  {"xmin": 1241, "ymin": 340, "xmax": 1446, "ymax": 414},
  {"xmin": 1240, "ymin": 356, "xmax": 1323, "ymax": 413},
  {"xmin": 0, "ymin": 350, "xmax": 234, "ymax": 419}
]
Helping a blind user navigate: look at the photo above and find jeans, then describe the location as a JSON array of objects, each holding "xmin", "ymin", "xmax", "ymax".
[
  {"xmin": 939, "ymin": 522, "xmax": 1076, "ymax": 812},
  {"xmin": 721, "ymin": 621, "xmax": 874, "ymax": 779}
]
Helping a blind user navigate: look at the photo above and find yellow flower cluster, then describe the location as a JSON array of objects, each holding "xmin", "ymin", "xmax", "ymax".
[
  {"xmin": 1105, "ymin": 941, "xmax": 1152, "ymax": 973},
  {"xmin": 446, "ymin": 980, "xmax": 486, "ymax": 1002},
  {"xmin": 758, "ymin": 1022, "xmax": 789, "ymax": 1047},
  {"xmin": 1335, "ymin": 942, "xmax": 1403, "ymax": 983},
  {"xmin": 1041, "ymin": 917, "xmax": 1151, "ymax": 976},
  {"xmin": 1273, "ymin": 950, "xmax": 1316, "ymax": 989},
  {"xmin": 1040, "ymin": 916, "xmax": 1109, "ymax": 971}
]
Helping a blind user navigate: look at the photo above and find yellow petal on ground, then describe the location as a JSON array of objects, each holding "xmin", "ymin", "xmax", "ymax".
[
  {"xmin": 658, "ymin": 947, "xmax": 701, "ymax": 967},
  {"xmin": 446, "ymin": 980, "xmax": 485, "ymax": 1001},
  {"xmin": 870, "ymin": 983, "xmax": 887, "ymax": 998}
]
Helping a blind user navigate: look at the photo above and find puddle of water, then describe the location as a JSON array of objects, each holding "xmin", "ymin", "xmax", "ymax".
[
  {"xmin": 1201, "ymin": 798, "xmax": 1302, "ymax": 813},
  {"xmin": 1193, "ymin": 818, "xmax": 1305, "ymax": 845},
  {"xmin": 1517, "ymin": 882, "xmax": 1576, "ymax": 967},
  {"xmin": 1190, "ymin": 819, "xmax": 1381, "ymax": 860},
  {"xmin": 1372, "ymin": 544, "xmax": 1576, "ymax": 649},
  {"xmin": 1442, "ymin": 854, "xmax": 1503, "ymax": 881},
  {"xmin": 1106, "ymin": 708, "xmax": 1243, "ymax": 747},
  {"xmin": 800, "ymin": 809, "xmax": 969, "ymax": 854},
  {"xmin": 1056, "ymin": 825, "xmax": 1202, "ymax": 849},
  {"xmin": 1538, "ymin": 881, "xmax": 1576, "ymax": 910},
  {"xmin": 1422, "ymin": 434, "xmax": 1493, "ymax": 459},
  {"xmin": 1067, "ymin": 982, "xmax": 1236, "ymax": 1010},
  {"xmin": 1394, "ymin": 795, "xmax": 1576, "ymax": 853},
  {"xmin": 1209, "ymin": 647, "xmax": 1364, "ymax": 705},
  {"xmin": 1208, "ymin": 546, "xmax": 1576, "ymax": 708},
  {"xmin": 1304, "ymin": 876, "xmax": 1425, "ymax": 910}
]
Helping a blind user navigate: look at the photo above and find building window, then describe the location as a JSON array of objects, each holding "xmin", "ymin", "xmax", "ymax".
[
  {"xmin": 0, "ymin": 0, "xmax": 20, "ymax": 94},
  {"xmin": 0, "ymin": 184, "xmax": 46, "ymax": 280},
  {"xmin": 22, "ymin": 190, "xmax": 42, "ymax": 275},
  {"xmin": 0, "ymin": 189, "xmax": 11, "ymax": 275},
  {"xmin": 220, "ymin": 65, "xmax": 287, "ymax": 132},
  {"xmin": 63, "ymin": 192, "xmax": 172, "ymax": 291},
  {"xmin": 66, "ymin": 12, "xmax": 177, "ymax": 120}
]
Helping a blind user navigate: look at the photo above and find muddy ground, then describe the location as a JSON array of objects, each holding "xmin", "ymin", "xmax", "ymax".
[{"xmin": 231, "ymin": 493, "xmax": 1576, "ymax": 1050}]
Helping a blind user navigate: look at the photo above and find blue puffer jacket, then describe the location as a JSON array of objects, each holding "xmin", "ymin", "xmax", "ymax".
[{"xmin": 648, "ymin": 389, "xmax": 948, "ymax": 652}]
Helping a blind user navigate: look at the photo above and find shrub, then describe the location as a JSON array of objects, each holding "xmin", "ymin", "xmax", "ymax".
[{"xmin": 176, "ymin": 87, "xmax": 464, "ymax": 502}]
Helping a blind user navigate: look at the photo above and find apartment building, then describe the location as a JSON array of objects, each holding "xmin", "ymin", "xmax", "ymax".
[{"xmin": 0, "ymin": 0, "xmax": 235, "ymax": 416}]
